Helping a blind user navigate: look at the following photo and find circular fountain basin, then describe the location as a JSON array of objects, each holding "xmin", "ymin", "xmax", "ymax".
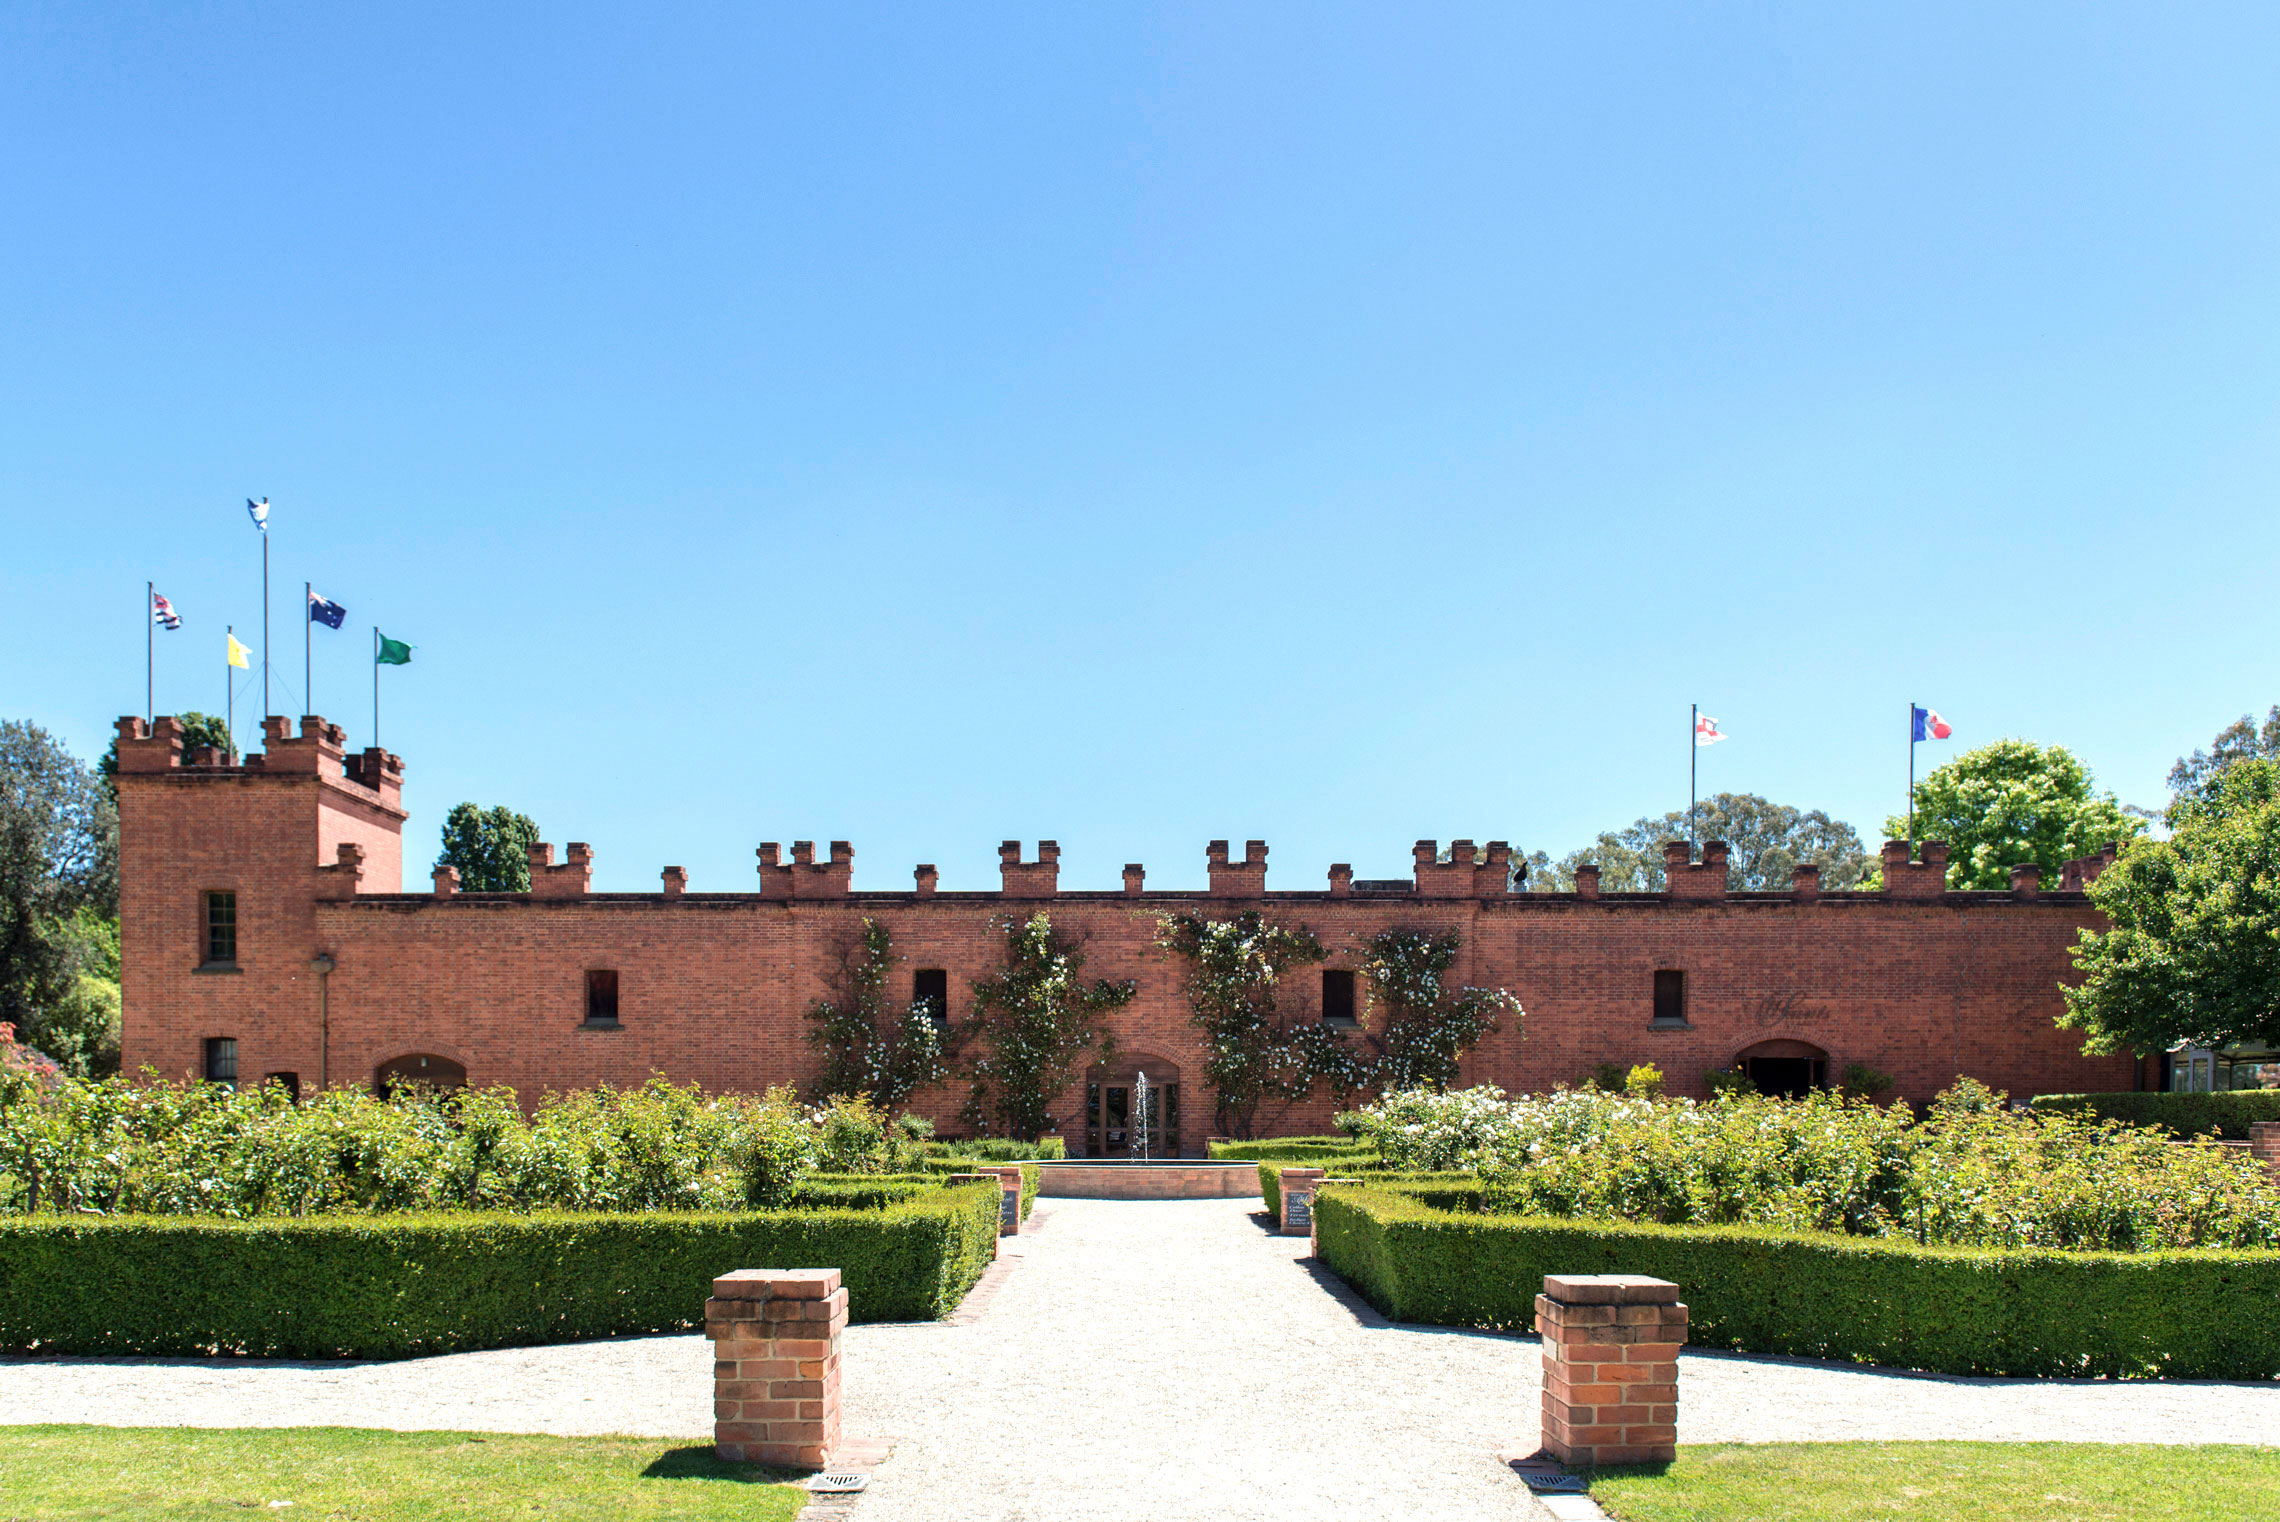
[{"xmin": 1032, "ymin": 1160, "xmax": 1263, "ymax": 1199}]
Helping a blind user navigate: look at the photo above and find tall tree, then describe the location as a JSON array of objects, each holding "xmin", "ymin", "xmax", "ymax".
[
  {"xmin": 1883, "ymin": 740, "xmax": 2142, "ymax": 891},
  {"xmin": 803, "ymin": 918, "xmax": 954, "ymax": 1106},
  {"xmin": 2063, "ymin": 758, "xmax": 2280, "ymax": 1054},
  {"xmin": 1156, "ymin": 910, "xmax": 1328, "ymax": 1138},
  {"xmin": 436, "ymin": 804, "xmax": 542, "ymax": 892},
  {"xmin": 963, "ymin": 913, "xmax": 1133, "ymax": 1141},
  {"xmin": 1, "ymin": 722, "xmax": 121, "ymax": 1073},
  {"xmin": 1544, "ymin": 793, "xmax": 1872, "ymax": 891},
  {"xmin": 2169, "ymin": 705, "xmax": 2280, "ymax": 809}
]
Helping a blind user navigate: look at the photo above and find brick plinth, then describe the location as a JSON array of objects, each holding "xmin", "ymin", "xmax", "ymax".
[
  {"xmin": 979, "ymin": 1165, "xmax": 1023, "ymax": 1235},
  {"xmin": 2250, "ymin": 1123, "xmax": 2280, "ymax": 1177},
  {"xmin": 1536, "ymin": 1274, "xmax": 1685, "ymax": 1467},
  {"xmin": 1279, "ymin": 1168, "xmax": 1326, "ymax": 1235},
  {"xmin": 705, "ymin": 1267, "xmax": 846, "ymax": 1469}
]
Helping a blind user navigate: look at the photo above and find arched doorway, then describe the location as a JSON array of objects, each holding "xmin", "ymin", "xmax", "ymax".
[
  {"xmin": 1732, "ymin": 1039, "xmax": 1827, "ymax": 1100},
  {"xmin": 375, "ymin": 1053, "xmax": 468, "ymax": 1099},
  {"xmin": 1084, "ymin": 1057, "xmax": 1182, "ymax": 1158}
]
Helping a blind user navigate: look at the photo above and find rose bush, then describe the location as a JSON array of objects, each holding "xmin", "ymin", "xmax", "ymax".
[{"xmin": 1338, "ymin": 1078, "xmax": 2280, "ymax": 1250}]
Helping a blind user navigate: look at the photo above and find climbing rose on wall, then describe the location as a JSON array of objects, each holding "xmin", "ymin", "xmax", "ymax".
[
  {"xmin": 963, "ymin": 913, "xmax": 1133, "ymax": 1143},
  {"xmin": 1355, "ymin": 927, "xmax": 1521, "ymax": 1092},
  {"xmin": 803, "ymin": 917, "xmax": 954, "ymax": 1106},
  {"xmin": 1155, "ymin": 909, "xmax": 1329, "ymax": 1140}
]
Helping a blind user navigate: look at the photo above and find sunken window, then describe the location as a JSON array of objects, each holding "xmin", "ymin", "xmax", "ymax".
[
  {"xmin": 1322, "ymin": 969, "xmax": 1358, "ymax": 1027},
  {"xmin": 203, "ymin": 891, "xmax": 237, "ymax": 966},
  {"xmin": 913, "ymin": 968, "xmax": 950, "ymax": 1027},
  {"xmin": 266, "ymin": 1072, "xmax": 301, "ymax": 1101},
  {"xmin": 584, "ymin": 969, "xmax": 620, "ymax": 1027},
  {"xmin": 203, "ymin": 1037, "xmax": 238, "ymax": 1086},
  {"xmin": 1652, "ymin": 969, "xmax": 1687, "ymax": 1025}
]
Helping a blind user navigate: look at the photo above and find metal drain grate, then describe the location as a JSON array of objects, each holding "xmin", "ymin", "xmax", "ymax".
[{"xmin": 805, "ymin": 1474, "xmax": 870, "ymax": 1494}]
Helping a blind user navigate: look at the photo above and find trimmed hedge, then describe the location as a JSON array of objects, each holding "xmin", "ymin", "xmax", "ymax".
[
  {"xmin": 927, "ymin": 1137, "xmax": 1067, "ymax": 1162},
  {"xmin": 1313, "ymin": 1184, "xmax": 2280, "ymax": 1379},
  {"xmin": 1256, "ymin": 1159, "xmax": 1412, "ymax": 1216},
  {"xmin": 1209, "ymin": 1137, "xmax": 1377, "ymax": 1164},
  {"xmin": 912, "ymin": 1158, "xmax": 1041, "ymax": 1216},
  {"xmin": 2031, "ymin": 1090, "xmax": 2280, "ymax": 1140},
  {"xmin": 0, "ymin": 1183, "xmax": 1000, "ymax": 1360}
]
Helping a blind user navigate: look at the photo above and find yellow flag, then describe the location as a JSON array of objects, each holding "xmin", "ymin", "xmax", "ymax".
[{"xmin": 227, "ymin": 633, "xmax": 250, "ymax": 670}]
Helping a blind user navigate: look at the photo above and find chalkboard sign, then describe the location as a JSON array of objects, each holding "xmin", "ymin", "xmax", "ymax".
[
  {"xmin": 1000, "ymin": 1188, "xmax": 1019, "ymax": 1231},
  {"xmin": 1285, "ymin": 1192, "xmax": 1312, "ymax": 1232}
]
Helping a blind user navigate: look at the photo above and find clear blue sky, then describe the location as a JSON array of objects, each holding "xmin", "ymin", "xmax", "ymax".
[{"xmin": 6, "ymin": 3, "xmax": 2278, "ymax": 892}]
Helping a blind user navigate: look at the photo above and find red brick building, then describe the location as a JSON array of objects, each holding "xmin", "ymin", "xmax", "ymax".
[{"xmin": 114, "ymin": 713, "xmax": 2139, "ymax": 1153}]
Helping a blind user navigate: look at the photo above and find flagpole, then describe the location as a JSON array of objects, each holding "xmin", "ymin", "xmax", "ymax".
[
  {"xmin": 1689, "ymin": 703, "xmax": 1698, "ymax": 857},
  {"xmin": 227, "ymin": 626, "xmax": 235, "ymax": 760},
  {"xmin": 372, "ymin": 626, "xmax": 380, "ymax": 747},
  {"xmin": 146, "ymin": 581, "xmax": 154, "ymax": 723},
  {"xmin": 304, "ymin": 581, "xmax": 312, "ymax": 720},
  {"xmin": 262, "ymin": 530, "xmax": 271, "ymax": 720},
  {"xmin": 1908, "ymin": 701, "xmax": 1917, "ymax": 853}
]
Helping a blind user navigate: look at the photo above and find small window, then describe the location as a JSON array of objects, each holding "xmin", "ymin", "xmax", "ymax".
[
  {"xmin": 204, "ymin": 891, "xmax": 237, "ymax": 966},
  {"xmin": 265, "ymin": 1071, "xmax": 301, "ymax": 1101},
  {"xmin": 585, "ymin": 969, "xmax": 620, "ymax": 1027},
  {"xmin": 913, "ymin": 968, "xmax": 950, "ymax": 1027},
  {"xmin": 204, "ymin": 1037, "xmax": 238, "ymax": 1086},
  {"xmin": 1652, "ymin": 969, "xmax": 1687, "ymax": 1025},
  {"xmin": 1322, "ymin": 969, "xmax": 1357, "ymax": 1026}
]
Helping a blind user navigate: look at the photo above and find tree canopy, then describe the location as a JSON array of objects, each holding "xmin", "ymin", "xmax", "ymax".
[
  {"xmin": 436, "ymin": 803, "xmax": 542, "ymax": 892},
  {"xmin": 2169, "ymin": 705, "xmax": 2280, "ymax": 809},
  {"xmin": 1883, "ymin": 739, "xmax": 2142, "ymax": 891},
  {"xmin": 1, "ymin": 721, "xmax": 122, "ymax": 1074},
  {"xmin": 2063, "ymin": 758, "xmax": 2280, "ymax": 1054},
  {"xmin": 1542, "ymin": 792, "xmax": 1871, "ymax": 891}
]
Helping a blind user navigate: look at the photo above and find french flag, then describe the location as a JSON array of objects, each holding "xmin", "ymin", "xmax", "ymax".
[{"xmin": 1912, "ymin": 705, "xmax": 1952, "ymax": 742}]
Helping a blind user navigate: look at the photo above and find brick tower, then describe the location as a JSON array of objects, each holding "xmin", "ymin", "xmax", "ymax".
[{"xmin": 113, "ymin": 714, "xmax": 405, "ymax": 1091}]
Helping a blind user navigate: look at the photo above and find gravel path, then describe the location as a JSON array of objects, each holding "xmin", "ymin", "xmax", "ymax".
[{"xmin": 4, "ymin": 1197, "xmax": 2278, "ymax": 1520}]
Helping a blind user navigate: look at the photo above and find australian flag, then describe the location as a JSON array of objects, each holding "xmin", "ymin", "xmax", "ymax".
[{"xmin": 308, "ymin": 590, "xmax": 348, "ymax": 629}]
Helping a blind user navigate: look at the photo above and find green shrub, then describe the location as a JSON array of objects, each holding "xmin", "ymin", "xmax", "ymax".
[
  {"xmin": 1312, "ymin": 1185, "xmax": 2280, "ymax": 1380},
  {"xmin": 910, "ymin": 1157, "xmax": 1042, "ymax": 1217},
  {"xmin": 2031, "ymin": 1090, "xmax": 2280, "ymax": 1141},
  {"xmin": 925, "ymin": 1136, "xmax": 1067, "ymax": 1162},
  {"xmin": 1209, "ymin": 1137, "xmax": 1378, "ymax": 1163},
  {"xmin": 0, "ymin": 1184, "xmax": 1000, "ymax": 1359}
]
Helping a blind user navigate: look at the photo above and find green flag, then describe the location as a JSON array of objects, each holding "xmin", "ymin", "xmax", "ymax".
[{"xmin": 376, "ymin": 634, "xmax": 412, "ymax": 665}]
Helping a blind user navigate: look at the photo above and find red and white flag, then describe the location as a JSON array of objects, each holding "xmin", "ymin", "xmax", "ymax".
[{"xmin": 1695, "ymin": 713, "xmax": 1726, "ymax": 747}]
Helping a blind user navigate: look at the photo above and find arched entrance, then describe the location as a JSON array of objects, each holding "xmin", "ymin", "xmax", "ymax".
[
  {"xmin": 1084, "ymin": 1057, "xmax": 1182, "ymax": 1158},
  {"xmin": 375, "ymin": 1053, "xmax": 468, "ymax": 1099},
  {"xmin": 1732, "ymin": 1039, "xmax": 1827, "ymax": 1100}
]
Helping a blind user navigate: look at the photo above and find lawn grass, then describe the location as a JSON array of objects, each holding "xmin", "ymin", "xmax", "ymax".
[
  {"xmin": 0, "ymin": 1424, "xmax": 809, "ymax": 1519},
  {"xmin": 1589, "ymin": 1442, "xmax": 2280, "ymax": 1522}
]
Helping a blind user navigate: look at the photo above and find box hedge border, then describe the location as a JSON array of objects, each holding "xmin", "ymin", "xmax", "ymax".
[
  {"xmin": 2031, "ymin": 1090, "xmax": 2280, "ymax": 1140},
  {"xmin": 0, "ymin": 1182, "xmax": 1001, "ymax": 1361},
  {"xmin": 1311, "ymin": 1183, "xmax": 2280, "ymax": 1380}
]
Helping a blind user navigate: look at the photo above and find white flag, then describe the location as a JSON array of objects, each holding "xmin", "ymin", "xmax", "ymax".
[{"xmin": 247, "ymin": 497, "xmax": 269, "ymax": 531}]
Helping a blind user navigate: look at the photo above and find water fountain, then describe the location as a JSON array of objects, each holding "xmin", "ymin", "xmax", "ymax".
[{"xmin": 1131, "ymin": 1071, "xmax": 1152, "ymax": 1161}]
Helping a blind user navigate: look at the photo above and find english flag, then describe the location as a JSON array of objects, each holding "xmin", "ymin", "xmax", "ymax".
[
  {"xmin": 1912, "ymin": 706, "xmax": 1952, "ymax": 742},
  {"xmin": 1695, "ymin": 713, "xmax": 1726, "ymax": 747},
  {"xmin": 150, "ymin": 592, "xmax": 182, "ymax": 630}
]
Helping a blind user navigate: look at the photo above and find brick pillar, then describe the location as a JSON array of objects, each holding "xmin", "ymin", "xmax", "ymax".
[
  {"xmin": 705, "ymin": 1267, "xmax": 847, "ymax": 1469},
  {"xmin": 2250, "ymin": 1123, "xmax": 2280, "ymax": 1178},
  {"xmin": 1279, "ymin": 1167, "xmax": 1326, "ymax": 1235},
  {"xmin": 980, "ymin": 1165, "xmax": 1023, "ymax": 1235},
  {"xmin": 1536, "ymin": 1274, "xmax": 1685, "ymax": 1467}
]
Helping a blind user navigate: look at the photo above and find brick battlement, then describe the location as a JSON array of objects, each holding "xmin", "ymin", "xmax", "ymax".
[{"xmin": 113, "ymin": 716, "xmax": 2137, "ymax": 1140}]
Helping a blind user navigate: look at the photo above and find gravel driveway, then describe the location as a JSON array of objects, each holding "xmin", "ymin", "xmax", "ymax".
[{"xmin": 4, "ymin": 1197, "xmax": 2277, "ymax": 1520}]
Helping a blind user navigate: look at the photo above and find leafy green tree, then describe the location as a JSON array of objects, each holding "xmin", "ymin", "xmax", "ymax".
[
  {"xmin": 963, "ymin": 913, "xmax": 1133, "ymax": 1142},
  {"xmin": 1883, "ymin": 740, "xmax": 2142, "ymax": 891},
  {"xmin": 803, "ymin": 918, "xmax": 954, "ymax": 1106},
  {"xmin": 2169, "ymin": 705, "xmax": 2280, "ymax": 808},
  {"xmin": 2062, "ymin": 758, "xmax": 2280, "ymax": 1054},
  {"xmin": 1156, "ymin": 910, "xmax": 1328, "ymax": 1138},
  {"xmin": 1, "ymin": 723, "xmax": 121, "ymax": 1075},
  {"xmin": 1544, "ymin": 793, "xmax": 1871, "ymax": 891},
  {"xmin": 436, "ymin": 804, "xmax": 542, "ymax": 892},
  {"xmin": 99, "ymin": 711, "xmax": 236, "ymax": 794}
]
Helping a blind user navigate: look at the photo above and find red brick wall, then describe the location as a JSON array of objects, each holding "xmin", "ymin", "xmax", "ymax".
[{"xmin": 116, "ymin": 717, "xmax": 2135, "ymax": 1144}]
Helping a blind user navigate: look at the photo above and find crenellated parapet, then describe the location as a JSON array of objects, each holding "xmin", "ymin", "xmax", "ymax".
[
  {"xmin": 1207, "ymin": 840, "xmax": 1267, "ymax": 897},
  {"xmin": 1000, "ymin": 841, "xmax": 1060, "ymax": 897},
  {"xmin": 757, "ymin": 840, "xmax": 853, "ymax": 899},
  {"xmin": 527, "ymin": 842, "xmax": 595, "ymax": 899}
]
